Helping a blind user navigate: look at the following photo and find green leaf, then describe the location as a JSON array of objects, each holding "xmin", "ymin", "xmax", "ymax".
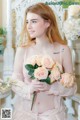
[
  {"xmin": 40, "ymin": 77, "xmax": 51, "ymax": 84},
  {"xmin": 25, "ymin": 64, "xmax": 34, "ymax": 70},
  {"xmin": 45, "ymin": 77, "xmax": 51, "ymax": 84},
  {"xmin": 0, "ymin": 27, "xmax": 7, "ymax": 35},
  {"xmin": 33, "ymin": 64, "xmax": 39, "ymax": 69},
  {"xmin": 28, "ymin": 70, "xmax": 34, "ymax": 75},
  {"xmin": 30, "ymin": 75, "xmax": 35, "ymax": 79}
]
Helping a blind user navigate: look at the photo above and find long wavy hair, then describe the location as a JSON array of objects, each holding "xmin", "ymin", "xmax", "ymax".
[{"xmin": 19, "ymin": 2, "xmax": 66, "ymax": 47}]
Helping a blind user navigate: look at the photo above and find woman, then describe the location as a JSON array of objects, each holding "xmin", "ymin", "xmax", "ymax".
[{"xmin": 12, "ymin": 3, "xmax": 77, "ymax": 120}]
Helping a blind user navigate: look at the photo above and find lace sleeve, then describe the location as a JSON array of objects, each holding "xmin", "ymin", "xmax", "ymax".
[
  {"xmin": 47, "ymin": 45, "xmax": 77, "ymax": 97},
  {"xmin": 47, "ymin": 81, "xmax": 77, "ymax": 97},
  {"xmin": 11, "ymin": 47, "xmax": 32, "ymax": 100}
]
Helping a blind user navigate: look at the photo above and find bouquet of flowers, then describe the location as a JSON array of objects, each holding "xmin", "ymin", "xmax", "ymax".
[
  {"xmin": 0, "ymin": 78, "xmax": 17, "ymax": 94},
  {"xmin": 25, "ymin": 55, "xmax": 75, "ymax": 110}
]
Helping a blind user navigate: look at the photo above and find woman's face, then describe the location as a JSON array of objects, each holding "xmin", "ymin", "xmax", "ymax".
[{"xmin": 26, "ymin": 12, "xmax": 50, "ymax": 38}]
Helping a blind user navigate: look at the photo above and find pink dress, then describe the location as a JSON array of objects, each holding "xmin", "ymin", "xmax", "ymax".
[{"xmin": 11, "ymin": 43, "xmax": 77, "ymax": 120}]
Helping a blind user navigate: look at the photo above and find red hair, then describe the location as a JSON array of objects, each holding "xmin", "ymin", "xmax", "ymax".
[{"xmin": 19, "ymin": 2, "xmax": 66, "ymax": 47}]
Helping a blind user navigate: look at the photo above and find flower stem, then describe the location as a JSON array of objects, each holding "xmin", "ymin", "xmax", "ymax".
[{"xmin": 31, "ymin": 91, "xmax": 36, "ymax": 110}]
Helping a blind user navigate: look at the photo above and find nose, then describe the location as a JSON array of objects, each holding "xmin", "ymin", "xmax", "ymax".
[{"xmin": 27, "ymin": 22, "xmax": 32, "ymax": 29}]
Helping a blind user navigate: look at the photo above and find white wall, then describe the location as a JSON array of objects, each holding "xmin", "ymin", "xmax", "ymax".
[
  {"xmin": 2, "ymin": 0, "xmax": 7, "ymax": 27},
  {"xmin": 0, "ymin": 0, "xmax": 7, "ymax": 27},
  {"xmin": 0, "ymin": 0, "xmax": 2, "ymax": 27}
]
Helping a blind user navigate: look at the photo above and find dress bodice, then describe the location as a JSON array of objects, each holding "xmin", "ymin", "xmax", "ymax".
[{"xmin": 23, "ymin": 42, "xmax": 63, "ymax": 83}]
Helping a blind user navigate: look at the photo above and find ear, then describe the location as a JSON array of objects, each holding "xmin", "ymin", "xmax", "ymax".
[{"xmin": 45, "ymin": 20, "xmax": 50, "ymax": 28}]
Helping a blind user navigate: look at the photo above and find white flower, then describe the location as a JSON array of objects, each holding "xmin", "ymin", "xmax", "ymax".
[
  {"xmin": 68, "ymin": 5, "xmax": 80, "ymax": 18},
  {"xmin": 63, "ymin": 5, "xmax": 80, "ymax": 41},
  {"xmin": 63, "ymin": 19, "xmax": 80, "ymax": 41}
]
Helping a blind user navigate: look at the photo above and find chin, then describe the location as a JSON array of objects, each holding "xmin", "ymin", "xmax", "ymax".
[
  {"xmin": 29, "ymin": 36, "xmax": 35, "ymax": 40},
  {"xmin": 30, "ymin": 35, "xmax": 36, "ymax": 39}
]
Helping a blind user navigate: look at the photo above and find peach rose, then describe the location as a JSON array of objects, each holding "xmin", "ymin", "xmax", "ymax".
[
  {"xmin": 50, "ymin": 67, "xmax": 61, "ymax": 81},
  {"xmin": 35, "ymin": 55, "xmax": 42, "ymax": 66},
  {"xmin": 49, "ymin": 74, "xmax": 55, "ymax": 83},
  {"xmin": 54, "ymin": 62, "xmax": 63, "ymax": 73},
  {"xmin": 26, "ymin": 56, "xmax": 36, "ymax": 65},
  {"xmin": 26, "ymin": 55, "xmax": 42, "ymax": 66},
  {"xmin": 41, "ymin": 55, "xmax": 55, "ymax": 69},
  {"xmin": 60, "ymin": 73, "xmax": 75, "ymax": 87},
  {"xmin": 34, "ymin": 67, "xmax": 48, "ymax": 80}
]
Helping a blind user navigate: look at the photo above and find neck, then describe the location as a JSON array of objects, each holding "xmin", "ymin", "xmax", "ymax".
[{"xmin": 35, "ymin": 36, "xmax": 50, "ymax": 46}]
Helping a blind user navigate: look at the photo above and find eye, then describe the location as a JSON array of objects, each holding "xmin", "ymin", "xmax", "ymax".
[
  {"xmin": 26, "ymin": 21, "xmax": 28, "ymax": 24},
  {"xmin": 32, "ymin": 20, "xmax": 37, "ymax": 23}
]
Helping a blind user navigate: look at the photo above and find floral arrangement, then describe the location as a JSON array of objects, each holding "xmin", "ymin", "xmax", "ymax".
[
  {"xmin": 63, "ymin": 5, "xmax": 80, "ymax": 41},
  {"xmin": 63, "ymin": 19, "xmax": 80, "ymax": 41},
  {"xmin": 0, "ymin": 78, "xmax": 16, "ymax": 94},
  {"xmin": 68, "ymin": 5, "xmax": 80, "ymax": 19},
  {"xmin": 25, "ymin": 55, "xmax": 75, "ymax": 110}
]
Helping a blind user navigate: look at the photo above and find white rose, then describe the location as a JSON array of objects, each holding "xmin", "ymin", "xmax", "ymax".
[{"xmin": 68, "ymin": 5, "xmax": 80, "ymax": 18}]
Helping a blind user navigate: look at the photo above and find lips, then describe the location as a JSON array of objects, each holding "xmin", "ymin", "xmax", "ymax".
[{"xmin": 28, "ymin": 30, "xmax": 35, "ymax": 33}]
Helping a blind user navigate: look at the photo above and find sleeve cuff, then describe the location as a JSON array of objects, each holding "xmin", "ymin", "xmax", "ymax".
[{"xmin": 22, "ymin": 85, "xmax": 33, "ymax": 100}]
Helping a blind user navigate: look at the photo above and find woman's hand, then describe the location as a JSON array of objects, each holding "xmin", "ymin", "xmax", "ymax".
[
  {"xmin": 29, "ymin": 80, "xmax": 51, "ymax": 94},
  {"xmin": 29, "ymin": 80, "xmax": 43, "ymax": 94},
  {"xmin": 38, "ymin": 82, "xmax": 51, "ymax": 92}
]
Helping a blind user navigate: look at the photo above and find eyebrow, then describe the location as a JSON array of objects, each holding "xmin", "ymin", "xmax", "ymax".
[{"xmin": 26, "ymin": 19, "xmax": 38, "ymax": 21}]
